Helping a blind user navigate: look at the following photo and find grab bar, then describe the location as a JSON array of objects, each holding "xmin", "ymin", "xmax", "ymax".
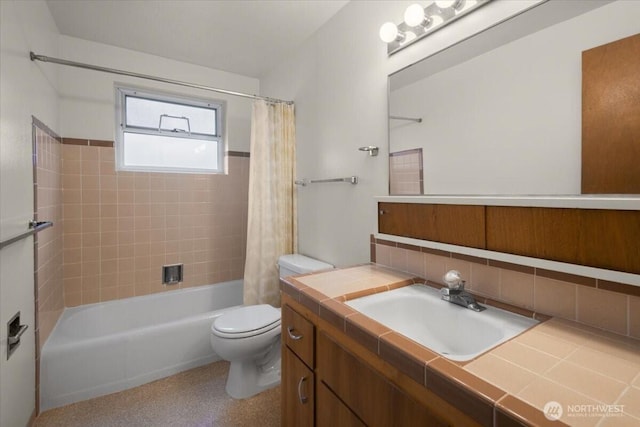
[
  {"xmin": 0, "ymin": 221, "xmax": 53, "ymax": 250},
  {"xmin": 295, "ymin": 176, "xmax": 358, "ymax": 186}
]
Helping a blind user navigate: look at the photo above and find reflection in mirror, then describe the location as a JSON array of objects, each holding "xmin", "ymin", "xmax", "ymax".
[
  {"xmin": 389, "ymin": 148, "xmax": 424, "ymax": 195},
  {"xmin": 388, "ymin": 0, "xmax": 639, "ymax": 196}
]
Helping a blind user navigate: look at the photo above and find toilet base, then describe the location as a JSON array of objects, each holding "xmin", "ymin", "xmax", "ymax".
[{"xmin": 225, "ymin": 356, "xmax": 281, "ymax": 399}]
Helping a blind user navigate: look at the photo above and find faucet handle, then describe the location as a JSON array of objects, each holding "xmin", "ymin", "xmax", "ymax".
[{"xmin": 443, "ymin": 270, "xmax": 465, "ymax": 290}]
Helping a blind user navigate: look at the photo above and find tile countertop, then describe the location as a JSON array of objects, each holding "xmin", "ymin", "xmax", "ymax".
[{"xmin": 280, "ymin": 264, "xmax": 640, "ymax": 427}]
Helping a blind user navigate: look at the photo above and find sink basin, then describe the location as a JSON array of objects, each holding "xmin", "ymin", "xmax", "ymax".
[{"xmin": 346, "ymin": 284, "xmax": 538, "ymax": 361}]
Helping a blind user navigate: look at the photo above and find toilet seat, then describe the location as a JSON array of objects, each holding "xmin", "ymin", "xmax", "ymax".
[{"xmin": 213, "ymin": 305, "xmax": 281, "ymax": 339}]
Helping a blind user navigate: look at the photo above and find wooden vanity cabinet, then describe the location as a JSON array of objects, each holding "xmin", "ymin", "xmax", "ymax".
[{"xmin": 281, "ymin": 296, "xmax": 460, "ymax": 427}]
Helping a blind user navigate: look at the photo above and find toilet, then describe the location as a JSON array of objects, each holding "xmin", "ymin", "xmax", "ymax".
[{"xmin": 211, "ymin": 254, "xmax": 333, "ymax": 399}]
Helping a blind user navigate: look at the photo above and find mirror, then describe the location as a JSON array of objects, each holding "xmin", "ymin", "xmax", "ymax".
[{"xmin": 388, "ymin": 0, "xmax": 639, "ymax": 196}]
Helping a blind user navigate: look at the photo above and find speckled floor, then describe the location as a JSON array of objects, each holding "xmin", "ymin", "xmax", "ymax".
[{"xmin": 34, "ymin": 361, "xmax": 281, "ymax": 427}]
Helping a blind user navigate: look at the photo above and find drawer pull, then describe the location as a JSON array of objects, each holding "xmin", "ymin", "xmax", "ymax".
[
  {"xmin": 287, "ymin": 327, "xmax": 303, "ymax": 341},
  {"xmin": 297, "ymin": 376, "xmax": 309, "ymax": 404}
]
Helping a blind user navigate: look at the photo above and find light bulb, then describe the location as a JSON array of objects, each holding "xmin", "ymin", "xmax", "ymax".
[
  {"xmin": 435, "ymin": 0, "xmax": 456, "ymax": 8},
  {"xmin": 404, "ymin": 4, "xmax": 425, "ymax": 27},
  {"xmin": 379, "ymin": 22, "xmax": 400, "ymax": 43}
]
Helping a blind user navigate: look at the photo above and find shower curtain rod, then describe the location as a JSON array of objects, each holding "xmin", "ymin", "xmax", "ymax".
[{"xmin": 30, "ymin": 52, "xmax": 294, "ymax": 105}]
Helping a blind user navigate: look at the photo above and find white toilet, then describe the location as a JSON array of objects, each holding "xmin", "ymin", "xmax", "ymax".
[{"xmin": 210, "ymin": 254, "xmax": 333, "ymax": 399}]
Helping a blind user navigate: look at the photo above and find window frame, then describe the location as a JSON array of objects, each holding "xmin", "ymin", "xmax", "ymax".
[{"xmin": 115, "ymin": 85, "xmax": 226, "ymax": 174}]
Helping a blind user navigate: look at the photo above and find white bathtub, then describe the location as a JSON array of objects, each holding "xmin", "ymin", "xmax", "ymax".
[{"xmin": 40, "ymin": 280, "xmax": 243, "ymax": 411}]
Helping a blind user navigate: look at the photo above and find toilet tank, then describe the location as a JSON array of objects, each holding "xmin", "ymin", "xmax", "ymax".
[{"xmin": 278, "ymin": 254, "xmax": 333, "ymax": 279}]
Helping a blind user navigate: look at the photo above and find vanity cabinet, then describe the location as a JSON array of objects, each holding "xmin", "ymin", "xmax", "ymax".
[{"xmin": 281, "ymin": 295, "xmax": 459, "ymax": 427}]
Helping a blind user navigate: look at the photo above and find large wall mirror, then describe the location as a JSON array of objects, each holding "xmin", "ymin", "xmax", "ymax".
[{"xmin": 388, "ymin": 0, "xmax": 639, "ymax": 196}]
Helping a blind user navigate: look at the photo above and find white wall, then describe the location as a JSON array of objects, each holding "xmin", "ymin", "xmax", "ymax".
[
  {"xmin": 260, "ymin": 0, "xmax": 546, "ymax": 267},
  {"xmin": 391, "ymin": 0, "xmax": 640, "ymax": 195},
  {"xmin": 58, "ymin": 36, "xmax": 259, "ymax": 152},
  {"xmin": 0, "ymin": 1, "xmax": 59, "ymax": 425}
]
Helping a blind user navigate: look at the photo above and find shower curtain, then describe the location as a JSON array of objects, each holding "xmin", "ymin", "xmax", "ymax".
[{"xmin": 243, "ymin": 100, "xmax": 297, "ymax": 306}]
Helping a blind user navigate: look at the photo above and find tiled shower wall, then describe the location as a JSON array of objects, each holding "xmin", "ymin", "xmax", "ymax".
[
  {"xmin": 61, "ymin": 139, "xmax": 249, "ymax": 307},
  {"xmin": 372, "ymin": 237, "xmax": 640, "ymax": 340},
  {"xmin": 34, "ymin": 119, "xmax": 64, "ymax": 349}
]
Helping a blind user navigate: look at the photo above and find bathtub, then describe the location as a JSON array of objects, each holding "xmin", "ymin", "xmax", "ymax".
[{"xmin": 40, "ymin": 280, "xmax": 243, "ymax": 411}]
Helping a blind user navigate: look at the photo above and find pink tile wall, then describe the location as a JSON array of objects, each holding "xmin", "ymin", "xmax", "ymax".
[
  {"xmin": 373, "ymin": 238, "xmax": 640, "ymax": 340},
  {"xmin": 389, "ymin": 149, "xmax": 423, "ymax": 195},
  {"xmin": 34, "ymin": 125, "xmax": 64, "ymax": 350},
  {"xmin": 61, "ymin": 143, "xmax": 249, "ymax": 306}
]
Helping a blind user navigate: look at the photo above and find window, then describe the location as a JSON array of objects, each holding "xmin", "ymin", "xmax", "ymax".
[{"xmin": 115, "ymin": 86, "xmax": 225, "ymax": 173}]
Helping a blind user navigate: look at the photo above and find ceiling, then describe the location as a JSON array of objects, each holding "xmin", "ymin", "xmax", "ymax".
[{"xmin": 46, "ymin": 0, "xmax": 349, "ymax": 79}]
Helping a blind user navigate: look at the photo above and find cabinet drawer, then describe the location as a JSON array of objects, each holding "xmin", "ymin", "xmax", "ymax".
[{"xmin": 282, "ymin": 304, "xmax": 315, "ymax": 368}]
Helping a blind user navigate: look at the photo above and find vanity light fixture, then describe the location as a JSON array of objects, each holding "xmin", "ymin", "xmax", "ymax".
[{"xmin": 380, "ymin": 0, "xmax": 490, "ymax": 55}]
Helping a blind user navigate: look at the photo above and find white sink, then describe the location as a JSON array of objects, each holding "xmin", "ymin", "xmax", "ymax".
[{"xmin": 346, "ymin": 284, "xmax": 538, "ymax": 362}]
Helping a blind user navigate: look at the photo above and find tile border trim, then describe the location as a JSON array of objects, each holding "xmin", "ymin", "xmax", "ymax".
[{"xmin": 60, "ymin": 137, "xmax": 251, "ymax": 158}]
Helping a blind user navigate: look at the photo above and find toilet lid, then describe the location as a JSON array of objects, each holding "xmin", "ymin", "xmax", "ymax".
[{"xmin": 213, "ymin": 305, "xmax": 281, "ymax": 336}]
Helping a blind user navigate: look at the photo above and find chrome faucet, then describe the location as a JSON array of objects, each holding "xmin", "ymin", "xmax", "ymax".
[{"xmin": 440, "ymin": 270, "xmax": 486, "ymax": 312}]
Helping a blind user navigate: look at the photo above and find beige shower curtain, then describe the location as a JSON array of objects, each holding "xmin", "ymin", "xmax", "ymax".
[{"xmin": 243, "ymin": 100, "xmax": 297, "ymax": 306}]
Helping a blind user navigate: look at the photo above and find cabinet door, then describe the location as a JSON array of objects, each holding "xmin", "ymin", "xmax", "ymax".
[
  {"xmin": 317, "ymin": 331, "xmax": 450, "ymax": 427},
  {"xmin": 392, "ymin": 387, "xmax": 449, "ymax": 427},
  {"xmin": 486, "ymin": 207, "xmax": 640, "ymax": 274},
  {"xmin": 282, "ymin": 348, "xmax": 314, "ymax": 427},
  {"xmin": 317, "ymin": 382, "xmax": 366, "ymax": 427},
  {"xmin": 317, "ymin": 331, "xmax": 394, "ymax": 426},
  {"xmin": 378, "ymin": 202, "xmax": 486, "ymax": 249}
]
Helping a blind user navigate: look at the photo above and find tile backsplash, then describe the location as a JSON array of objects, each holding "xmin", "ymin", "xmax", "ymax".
[
  {"xmin": 61, "ymin": 139, "xmax": 249, "ymax": 306},
  {"xmin": 372, "ymin": 236, "xmax": 640, "ymax": 340}
]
